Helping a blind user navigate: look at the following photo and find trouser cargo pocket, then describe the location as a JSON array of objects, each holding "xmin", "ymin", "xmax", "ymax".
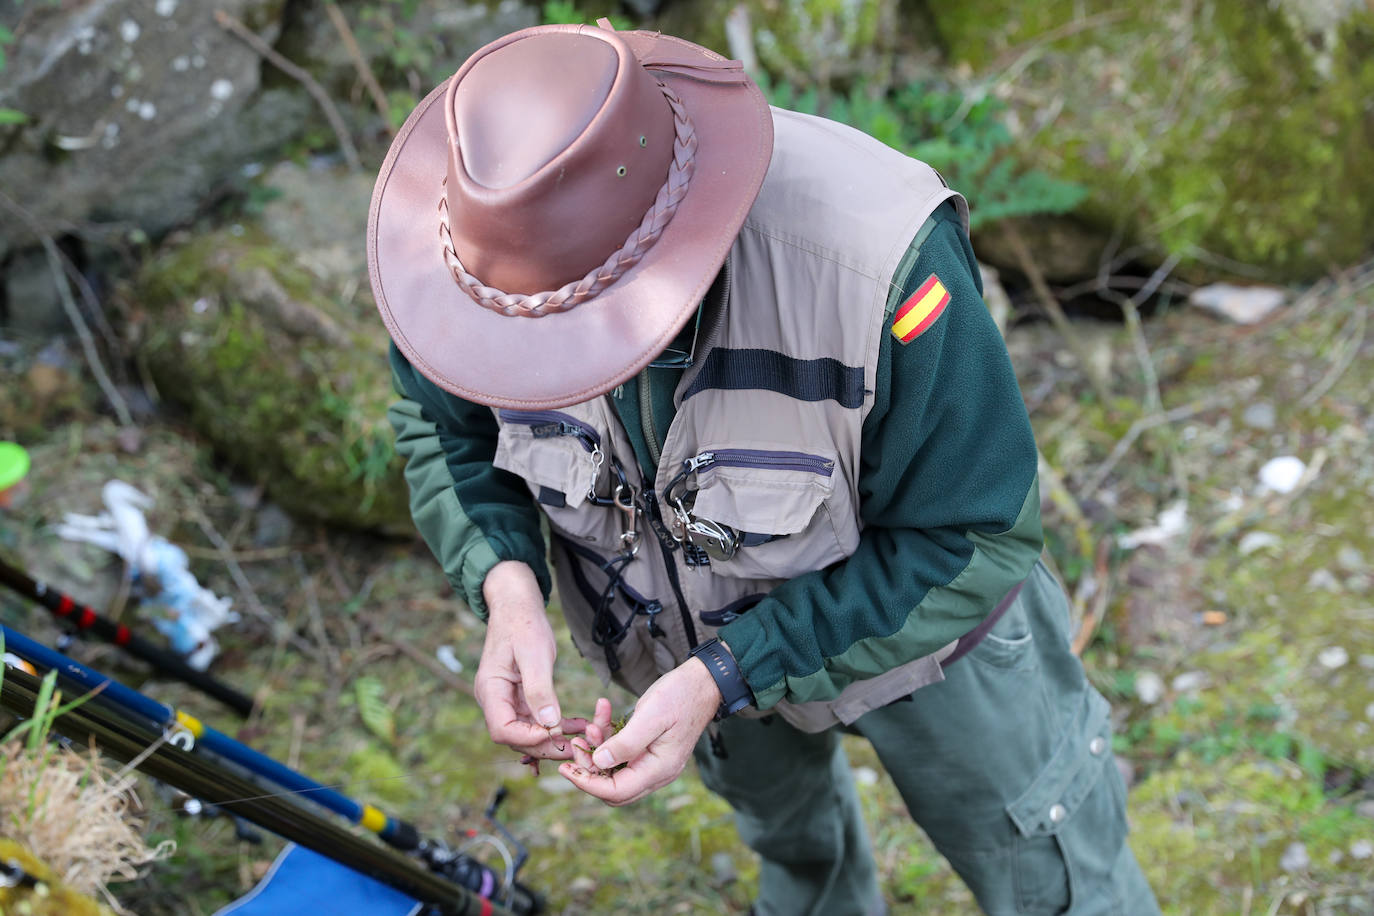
[{"xmin": 1004, "ymin": 689, "xmax": 1127, "ymax": 914}]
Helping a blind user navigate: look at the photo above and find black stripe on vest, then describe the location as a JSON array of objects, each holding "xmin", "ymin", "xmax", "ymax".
[{"xmin": 681, "ymin": 348, "xmax": 865, "ymax": 408}]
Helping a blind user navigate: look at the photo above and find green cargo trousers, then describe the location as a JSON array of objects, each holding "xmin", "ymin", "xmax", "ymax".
[{"xmin": 693, "ymin": 561, "xmax": 1160, "ymax": 915}]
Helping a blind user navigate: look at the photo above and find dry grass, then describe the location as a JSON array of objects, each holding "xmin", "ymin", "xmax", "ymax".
[{"xmin": 0, "ymin": 737, "xmax": 174, "ymax": 909}]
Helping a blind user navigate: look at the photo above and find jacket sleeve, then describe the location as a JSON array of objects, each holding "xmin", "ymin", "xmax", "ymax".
[
  {"xmin": 719, "ymin": 203, "xmax": 1044, "ymax": 710},
  {"xmin": 386, "ymin": 343, "xmax": 551, "ymax": 619}
]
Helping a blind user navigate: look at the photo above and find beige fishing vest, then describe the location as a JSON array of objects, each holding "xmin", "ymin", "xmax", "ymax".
[{"xmin": 491, "ymin": 109, "xmax": 969, "ymax": 732}]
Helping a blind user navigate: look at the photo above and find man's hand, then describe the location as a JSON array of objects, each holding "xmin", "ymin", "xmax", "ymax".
[
  {"xmin": 475, "ymin": 561, "xmax": 586, "ymax": 759},
  {"xmin": 559, "ymin": 655, "xmax": 722, "ymax": 805}
]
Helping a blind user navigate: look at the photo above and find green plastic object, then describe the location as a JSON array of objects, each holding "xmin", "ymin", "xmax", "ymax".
[{"xmin": 0, "ymin": 442, "xmax": 30, "ymax": 492}]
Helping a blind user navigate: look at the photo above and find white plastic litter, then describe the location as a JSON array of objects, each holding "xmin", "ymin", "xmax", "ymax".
[
  {"xmin": 55, "ymin": 480, "xmax": 237, "ymax": 670},
  {"xmin": 435, "ymin": 644, "xmax": 464, "ymax": 674},
  {"xmin": 1258, "ymin": 456, "xmax": 1307, "ymax": 494},
  {"xmin": 1117, "ymin": 500, "xmax": 1189, "ymax": 550}
]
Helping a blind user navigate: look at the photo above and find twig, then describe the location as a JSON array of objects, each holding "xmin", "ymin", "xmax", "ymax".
[
  {"xmin": 323, "ymin": 2, "xmax": 392, "ymax": 134},
  {"xmin": 1080, "ymin": 378, "xmax": 1261, "ymax": 500},
  {"xmin": 1298, "ymin": 293, "xmax": 1366, "ymax": 408},
  {"xmin": 184, "ymin": 501, "xmax": 321, "ymax": 659},
  {"xmin": 0, "ymin": 190, "xmax": 134, "ymax": 427},
  {"xmin": 1103, "ymin": 252, "xmax": 1182, "ymax": 415},
  {"xmin": 1002, "ymin": 222, "xmax": 1113, "ymax": 403},
  {"xmin": 360, "ymin": 619, "xmax": 474, "ymax": 696},
  {"xmin": 1071, "ymin": 538, "xmax": 1112, "ymax": 657},
  {"xmin": 214, "ymin": 9, "xmax": 362, "ymax": 171},
  {"xmin": 293, "ymin": 553, "xmax": 341, "ymax": 676}
]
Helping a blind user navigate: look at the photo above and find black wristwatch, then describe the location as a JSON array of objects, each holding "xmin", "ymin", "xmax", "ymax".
[{"xmin": 690, "ymin": 637, "xmax": 755, "ymax": 720}]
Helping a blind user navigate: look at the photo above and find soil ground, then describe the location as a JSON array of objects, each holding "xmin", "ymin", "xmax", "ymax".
[{"xmin": 1, "ymin": 263, "xmax": 1371, "ymax": 914}]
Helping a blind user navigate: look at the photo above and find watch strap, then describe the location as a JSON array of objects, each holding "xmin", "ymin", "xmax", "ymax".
[{"xmin": 690, "ymin": 637, "xmax": 754, "ymax": 720}]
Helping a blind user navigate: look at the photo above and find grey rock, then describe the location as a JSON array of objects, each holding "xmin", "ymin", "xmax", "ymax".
[
  {"xmin": 0, "ymin": 0, "xmax": 292, "ymax": 250},
  {"xmin": 1357, "ymin": 800, "xmax": 1374, "ymax": 820},
  {"xmin": 1352, "ymin": 840, "xmax": 1373, "ymax": 860},
  {"xmin": 1279, "ymin": 841, "xmax": 1310, "ymax": 873},
  {"xmin": 1337, "ymin": 547, "xmax": 1367, "ymax": 573},
  {"xmin": 252, "ymin": 502, "xmax": 294, "ymax": 548},
  {"xmin": 1189, "ymin": 284, "xmax": 1287, "ymax": 324},
  {"xmin": 2, "ymin": 249, "xmax": 67, "ymax": 336},
  {"xmin": 1171, "ymin": 671, "xmax": 1210, "ymax": 693},
  {"xmin": 1134, "ymin": 671, "xmax": 1165, "ymax": 705},
  {"xmin": 1318, "ymin": 647, "xmax": 1350, "ymax": 670},
  {"xmin": 1242, "ymin": 401, "xmax": 1277, "ymax": 430},
  {"xmin": 710, "ymin": 851, "xmax": 738, "ymax": 884}
]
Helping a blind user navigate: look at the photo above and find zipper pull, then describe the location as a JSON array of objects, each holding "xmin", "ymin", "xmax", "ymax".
[{"xmin": 684, "ymin": 452, "xmax": 715, "ymax": 473}]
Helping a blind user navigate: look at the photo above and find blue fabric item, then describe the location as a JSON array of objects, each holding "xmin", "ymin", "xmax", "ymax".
[{"xmin": 214, "ymin": 845, "xmax": 422, "ymax": 916}]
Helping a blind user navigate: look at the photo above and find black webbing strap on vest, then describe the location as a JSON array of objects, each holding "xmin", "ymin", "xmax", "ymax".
[{"xmin": 681, "ymin": 347, "xmax": 866, "ymax": 408}]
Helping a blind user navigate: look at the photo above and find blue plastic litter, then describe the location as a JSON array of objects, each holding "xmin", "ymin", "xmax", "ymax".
[{"xmin": 214, "ymin": 844, "xmax": 422, "ymax": 916}]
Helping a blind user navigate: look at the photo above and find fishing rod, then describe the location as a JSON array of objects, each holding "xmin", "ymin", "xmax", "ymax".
[
  {"xmin": 0, "ymin": 557, "xmax": 255, "ymax": 717},
  {"xmin": 0, "ymin": 662, "xmax": 518, "ymax": 916},
  {"xmin": 0, "ymin": 627, "xmax": 544, "ymax": 914}
]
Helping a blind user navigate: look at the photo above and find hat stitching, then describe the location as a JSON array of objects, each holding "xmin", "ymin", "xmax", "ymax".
[{"xmin": 437, "ymin": 80, "xmax": 697, "ymax": 319}]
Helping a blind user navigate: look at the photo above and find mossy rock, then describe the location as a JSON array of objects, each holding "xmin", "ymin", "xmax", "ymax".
[
  {"xmin": 921, "ymin": 0, "xmax": 1374, "ymax": 281},
  {"xmin": 131, "ymin": 215, "xmax": 410, "ymax": 534}
]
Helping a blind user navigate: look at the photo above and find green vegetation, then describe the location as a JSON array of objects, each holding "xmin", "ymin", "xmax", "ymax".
[{"xmin": 763, "ymin": 76, "xmax": 1088, "ymax": 227}]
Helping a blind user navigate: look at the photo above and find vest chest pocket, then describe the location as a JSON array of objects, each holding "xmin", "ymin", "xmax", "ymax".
[
  {"xmin": 684, "ymin": 447, "xmax": 857, "ymax": 581},
  {"xmin": 493, "ymin": 411, "xmax": 620, "ymax": 548}
]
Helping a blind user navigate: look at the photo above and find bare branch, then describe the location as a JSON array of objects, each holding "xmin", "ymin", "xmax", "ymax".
[{"xmin": 214, "ymin": 9, "xmax": 362, "ymax": 171}]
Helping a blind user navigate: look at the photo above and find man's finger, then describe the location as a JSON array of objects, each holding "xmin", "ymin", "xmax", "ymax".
[
  {"xmin": 558, "ymin": 759, "xmax": 659, "ymax": 806},
  {"xmin": 589, "ymin": 709, "xmax": 666, "ymax": 772},
  {"xmin": 478, "ymin": 675, "xmax": 556, "ymax": 748},
  {"xmin": 511, "ymin": 642, "xmax": 560, "ymax": 729}
]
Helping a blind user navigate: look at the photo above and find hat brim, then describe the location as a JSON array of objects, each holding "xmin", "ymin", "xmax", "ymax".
[{"xmin": 367, "ymin": 27, "xmax": 774, "ymax": 409}]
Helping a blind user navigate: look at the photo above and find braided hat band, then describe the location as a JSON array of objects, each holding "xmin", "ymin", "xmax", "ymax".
[{"xmin": 438, "ymin": 81, "xmax": 697, "ymax": 319}]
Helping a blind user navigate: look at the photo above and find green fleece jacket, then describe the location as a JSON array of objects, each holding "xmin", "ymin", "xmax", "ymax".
[{"xmin": 387, "ymin": 201, "xmax": 1043, "ymax": 708}]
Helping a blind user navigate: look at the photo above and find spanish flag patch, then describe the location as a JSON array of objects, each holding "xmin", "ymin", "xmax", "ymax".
[{"xmin": 891, "ymin": 274, "xmax": 950, "ymax": 344}]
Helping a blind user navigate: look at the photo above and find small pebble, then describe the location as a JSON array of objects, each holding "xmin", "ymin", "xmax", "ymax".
[
  {"xmin": 569, "ymin": 876, "xmax": 597, "ymax": 894},
  {"xmin": 1189, "ymin": 283, "xmax": 1286, "ymax": 324},
  {"xmin": 1357, "ymin": 800, "xmax": 1374, "ymax": 820},
  {"xmin": 1135, "ymin": 671, "xmax": 1165, "ymax": 705},
  {"xmin": 1242, "ymin": 402, "xmax": 1276, "ymax": 430},
  {"xmin": 1279, "ymin": 841, "xmax": 1310, "ymax": 873},
  {"xmin": 1238, "ymin": 532, "xmax": 1281, "ymax": 556},
  {"xmin": 1352, "ymin": 840, "xmax": 1373, "ymax": 861},
  {"xmin": 1318, "ymin": 647, "xmax": 1350, "ymax": 670},
  {"xmin": 1338, "ymin": 547, "xmax": 1367, "ymax": 573},
  {"xmin": 1358, "ymin": 655, "xmax": 1374, "ymax": 671},
  {"xmin": 1307, "ymin": 569, "xmax": 1340, "ymax": 592},
  {"xmin": 710, "ymin": 852, "xmax": 737, "ymax": 884},
  {"xmin": 1172, "ymin": 671, "xmax": 1209, "ymax": 693},
  {"xmin": 853, "ymin": 766, "xmax": 879, "ymax": 787},
  {"xmin": 1258, "ymin": 456, "xmax": 1306, "ymax": 494}
]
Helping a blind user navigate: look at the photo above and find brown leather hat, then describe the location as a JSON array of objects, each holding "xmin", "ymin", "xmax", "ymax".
[{"xmin": 367, "ymin": 22, "xmax": 773, "ymax": 409}]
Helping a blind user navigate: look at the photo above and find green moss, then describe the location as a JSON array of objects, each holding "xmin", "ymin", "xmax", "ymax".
[
  {"xmin": 133, "ymin": 228, "xmax": 410, "ymax": 533},
  {"xmin": 923, "ymin": 1, "xmax": 1374, "ymax": 280}
]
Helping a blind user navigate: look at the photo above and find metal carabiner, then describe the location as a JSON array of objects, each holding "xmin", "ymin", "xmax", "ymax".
[{"xmin": 614, "ymin": 483, "xmax": 640, "ymax": 556}]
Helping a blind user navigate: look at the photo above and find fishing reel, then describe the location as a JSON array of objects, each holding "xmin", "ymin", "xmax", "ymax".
[{"xmin": 416, "ymin": 787, "xmax": 544, "ymax": 915}]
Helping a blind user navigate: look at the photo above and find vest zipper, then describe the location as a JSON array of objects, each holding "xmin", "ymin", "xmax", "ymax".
[
  {"xmin": 497, "ymin": 409, "xmax": 601, "ymax": 452},
  {"xmin": 689, "ymin": 449, "xmax": 836, "ymax": 476}
]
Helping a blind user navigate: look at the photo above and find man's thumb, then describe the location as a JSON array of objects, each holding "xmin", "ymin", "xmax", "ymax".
[{"xmin": 592, "ymin": 714, "xmax": 660, "ymax": 770}]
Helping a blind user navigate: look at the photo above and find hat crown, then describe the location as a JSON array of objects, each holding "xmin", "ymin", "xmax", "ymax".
[{"xmin": 444, "ymin": 28, "xmax": 676, "ymax": 295}]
